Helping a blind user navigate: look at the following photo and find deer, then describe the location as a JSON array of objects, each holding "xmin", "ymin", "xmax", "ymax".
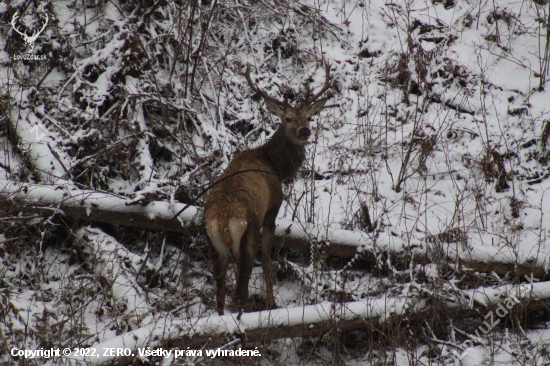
[
  {"xmin": 11, "ymin": 11, "xmax": 49, "ymax": 54},
  {"xmin": 203, "ymin": 59, "xmax": 333, "ymax": 316}
]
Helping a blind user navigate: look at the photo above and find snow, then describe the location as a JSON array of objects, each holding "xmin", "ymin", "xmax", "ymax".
[
  {"xmin": 3, "ymin": 0, "xmax": 550, "ymax": 363},
  {"xmin": 49, "ymin": 295, "xmax": 419, "ymax": 365},
  {"xmin": 0, "ymin": 180, "xmax": 201, "ymax": 224},
  {"xmin": 45, "ymin": 277, "xmax": 550, "ymax": 365}
]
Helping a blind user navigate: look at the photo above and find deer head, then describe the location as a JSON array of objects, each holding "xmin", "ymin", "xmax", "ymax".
[
  {"xmin": 238, "ymin": 60, "xmax": 333, "ymax": 145},
  {"xmin": 11, "ymin": 11, "xmax": 49, "ymax": 54}
]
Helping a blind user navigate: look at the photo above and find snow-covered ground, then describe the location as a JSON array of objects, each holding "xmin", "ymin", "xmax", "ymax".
[{"xmin": 1, "ymin": 0, "xmax": 550, "ymax": 364}]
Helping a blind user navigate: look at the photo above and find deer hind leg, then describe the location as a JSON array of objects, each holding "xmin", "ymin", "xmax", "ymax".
[
  {"xmin": 235, "ymin": 221, "xmax": 259, "ymax": 313},
  {"xmin": 207, "ymin": 218, "xmax": 247, "ymax": 315},
  {"xmin": 211, "ymin": 246, "xmax": 229, "ymax": 316},
  {"xmin": 206, "ymin": 221, "xmax": 232, "ymax": 315},
  {"xmin": 261, "ymin": 209, "xmax": 279, "ymax": 310}
]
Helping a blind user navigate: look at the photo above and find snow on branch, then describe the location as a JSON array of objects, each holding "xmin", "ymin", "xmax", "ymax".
[
  {"xmin": 0, "ymin": 180, "xmax": 201, "ymax": 232},
  {"xmin": 47, "ymin": 281, "xmax": 550, "ymax": 366},
  {"xmin": 77, "ymin": 227, "xmax": 152, "ymax": 319},
  {"xmin": 8, "ymin": 109, "xmax": 71, "ymax": 184},
  {"xmin": 1, "ymin": 180, "xmax": 548, "ymax": 280}
]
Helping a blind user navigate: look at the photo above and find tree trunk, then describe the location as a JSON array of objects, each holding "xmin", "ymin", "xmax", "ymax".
[
  {"xmin": 1, "ymin": 180, "xmax": 548, "ymax": 280},
  {"xmin": 45, "ymin": 283, "xmax": 550, "ymax": 366}
]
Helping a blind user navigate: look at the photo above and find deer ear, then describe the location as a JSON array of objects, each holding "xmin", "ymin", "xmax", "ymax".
[
  {"xmin": 265, "ymin": 100, "xmax": 287, "ymax": 119},
  {"xmin": 308, "ymin": 98, "xmax": 328, "ymax": 116}
]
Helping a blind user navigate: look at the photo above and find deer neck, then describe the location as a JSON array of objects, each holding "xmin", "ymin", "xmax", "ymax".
[{"xmin": 259, "ymin": 125, "xmax": 306, "ymax": 181}]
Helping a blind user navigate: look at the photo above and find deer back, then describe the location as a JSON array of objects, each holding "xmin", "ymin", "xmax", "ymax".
[
  {"xmin": 203, "ymin": 149, "xmax": 282, "ymax": 247},
  {"xmin": 204, "ymin": 59, "xmax": 333, "ymax": 252}
]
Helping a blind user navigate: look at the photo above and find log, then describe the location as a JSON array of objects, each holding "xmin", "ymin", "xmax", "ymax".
[
  {"xmin": 1, "ymin": 180, "xmax": 549, "ymax": 280},
  {"xmin": 0, "ymin": 180, "xmax": 202, "ymax": 234},
  {"xmin": 45, "ymin": 281, "xmax": 550, "ymax": 366}
]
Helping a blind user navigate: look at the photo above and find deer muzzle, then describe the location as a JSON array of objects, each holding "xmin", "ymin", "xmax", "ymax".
[{"xmin": 298, "ymin": 127, "xmax": 311, "ymax": 140}]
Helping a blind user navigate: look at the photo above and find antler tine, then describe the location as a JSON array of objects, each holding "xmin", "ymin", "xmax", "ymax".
[
  {"xmin": 237, "ymin": 64, "xmax": 287, "ymax": 107},
  {"xmin": 305, "ymin": 58, "xmax": 333, "ymax": 107},
  {"xmin": 11, "ymin": 11, "xmax": 27, "ymax": 37},
  {"xmin": 304, "ymin": 81, "xmax": 311, "ymax": 101},
  {"xmin": 36, "ymin": 13, "xmax": 48, "ymax": 36},
  {"xmin": 237, "ymin": 64, "xmax": 257, "ymax": 93},
  {"xmin": 11, "ymin": 11, "xmax": 18, "ymax": 24},
  {"xmin": 28, "ymin": 13, "xmax": 48, "ymax": 41}
]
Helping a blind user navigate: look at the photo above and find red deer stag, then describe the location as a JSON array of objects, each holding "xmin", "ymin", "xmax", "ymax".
[{"xmin": 204, "ymin": 60, "xmax": 333, "ymax": 315}]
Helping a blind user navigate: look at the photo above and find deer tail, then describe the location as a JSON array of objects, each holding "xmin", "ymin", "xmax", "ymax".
[{"xmin": 205, "ymin": 217, "xmax": 248, "ymax": 254}]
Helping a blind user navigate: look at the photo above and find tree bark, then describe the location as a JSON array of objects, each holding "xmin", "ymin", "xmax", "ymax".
[
  {"xmin": 45, "ymin": 282, "xmax": 550, "ymax": 366},
  {"xmin": 1, "ymin": 180, "xmax": 548, "ymax": 280}
]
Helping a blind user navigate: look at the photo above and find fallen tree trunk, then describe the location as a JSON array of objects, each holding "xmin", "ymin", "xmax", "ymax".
[
  {"xmin": 1, "ymin": 180, "xmax": 548, "ymax": 280},
  {"xmin": 46, "ymin": 281, "xmax": 550, "ymax": 366},
  {"xmin": 0, "ymin": 180, "xmax": 202, "ymax": 234}
]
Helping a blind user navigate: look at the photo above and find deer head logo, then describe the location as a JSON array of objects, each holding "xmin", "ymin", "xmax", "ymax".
[{"xmin": 11, "ymin": 11, "xmax": 49, "ymax": 54}]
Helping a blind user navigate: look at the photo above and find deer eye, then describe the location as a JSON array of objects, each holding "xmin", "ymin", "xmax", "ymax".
[{"xmin": 286, "ymin": 118, "xmax": 292, "ymax": 123}]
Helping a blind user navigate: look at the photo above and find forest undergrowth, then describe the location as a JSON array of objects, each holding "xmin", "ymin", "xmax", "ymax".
[{"xmin": 1, "ymin": 0, "xmax": 550, "ymax": 364}]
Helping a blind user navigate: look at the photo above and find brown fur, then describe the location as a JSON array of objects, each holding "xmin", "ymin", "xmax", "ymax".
[{"xmin": 203, "ymin": 62, "xmax": 332, "ymax": 315}]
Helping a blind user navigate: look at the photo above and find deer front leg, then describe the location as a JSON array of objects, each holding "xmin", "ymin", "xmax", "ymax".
[{"xmin": 261, "ymin": 209, "xmax": 279, "ymax": 310}]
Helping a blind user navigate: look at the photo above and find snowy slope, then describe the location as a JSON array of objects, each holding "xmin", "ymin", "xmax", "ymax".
[{"xmin": 1, "ymin": 0, "xmax": 550, "ymax": 364}]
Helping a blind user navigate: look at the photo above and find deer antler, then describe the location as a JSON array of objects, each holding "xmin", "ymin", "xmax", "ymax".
[
  {"xmin": 29, "ymin": 13, "xmax": 49, "ymax": 42},
  {"xmin": 237, "ymin": 64, "xmax": 289, "ymax": 107},
  {"xmin": 11, "ymin": 11, "xmax": 27, "ymax": 38},
  {"xmin": 304, "ymin": 58, "xmax": 333, "ymax": 107},
  {"xmin": 10, "ymin": 11, "xmax": 48, "ymax": 41},
  {"xmin": 304, "ymin": 81, "xmax": 311, "ymax": 102}
]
